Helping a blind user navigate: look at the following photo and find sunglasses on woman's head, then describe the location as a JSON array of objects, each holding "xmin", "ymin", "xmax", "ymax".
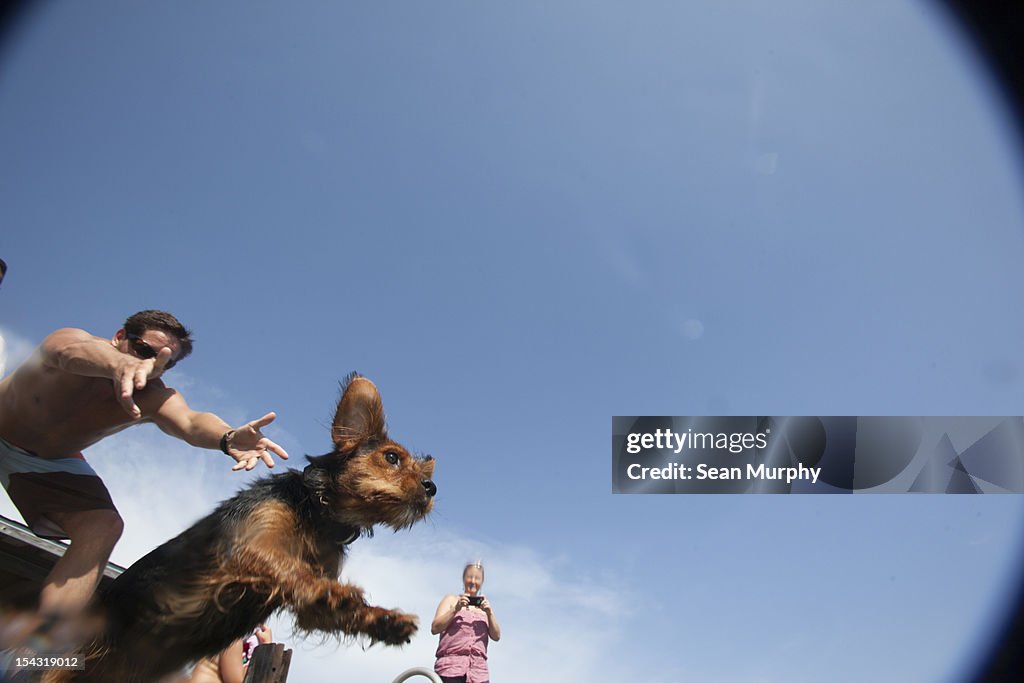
[{"xmin": 125, "ymin": 332, "xmax": 177, "ymax": 370}]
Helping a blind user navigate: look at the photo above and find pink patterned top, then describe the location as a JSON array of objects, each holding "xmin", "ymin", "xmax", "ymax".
[
  {"xmin": 434, "ymin": 607, "xmax": 490, "ymax": 683},
  {"xmin": 241, "ymin": 630, "xmax": 261, "ymax": 666}
]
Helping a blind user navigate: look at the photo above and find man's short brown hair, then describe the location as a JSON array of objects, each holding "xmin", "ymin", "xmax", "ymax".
[{"xmin": 123, "ymin": 310, "xmax": 194, "ymax": 361}]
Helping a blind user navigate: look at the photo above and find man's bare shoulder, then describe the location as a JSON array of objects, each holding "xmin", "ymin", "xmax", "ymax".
[
  {"xmin": 42, "ymin": 327, "xmax": 105, "ymax": 346},
  {"xmin": 45, "ymin": 327, "xmax": 103, "ymax": 339}
]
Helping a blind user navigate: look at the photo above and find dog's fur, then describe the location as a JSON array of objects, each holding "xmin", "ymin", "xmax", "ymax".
[{"xmin": 46, "ymin": 374, "xmax": 436, "ymax": 682}]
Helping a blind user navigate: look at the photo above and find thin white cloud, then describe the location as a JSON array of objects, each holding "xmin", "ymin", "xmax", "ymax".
[
  {"xmin": 0, "ymin": 326, "xmax": 36, "ymax": 379},
  {"xmin": 88, "ymin": 427, "xmax": 256, "ymax": 565}
]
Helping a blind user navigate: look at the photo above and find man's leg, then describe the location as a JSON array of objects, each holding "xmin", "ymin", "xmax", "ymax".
[
  {"xmin": 38, "ymin": 509, "xmax": 124, "ymax": 618},
  {"xmin": 0, "ymin": 509, "xmax": 122, "ymax": 653}
]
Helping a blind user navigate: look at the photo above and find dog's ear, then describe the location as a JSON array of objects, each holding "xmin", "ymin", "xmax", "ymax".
[{"xmin": 332, "ymin": 374, "xmax": 387, "ymax": 452}]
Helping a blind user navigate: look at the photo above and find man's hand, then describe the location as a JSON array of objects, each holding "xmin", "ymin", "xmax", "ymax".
[
  {"xmin": 226, "ymin": 412, "xmax": 290, "ymax": 471},
  {"xmin": 113, "ymin": 348, "xmax": 173, "ymax": 418}
]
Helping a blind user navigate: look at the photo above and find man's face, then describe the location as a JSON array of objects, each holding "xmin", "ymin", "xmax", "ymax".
[{"xmin": 114, "ymin": 328, "xmax": 183, "ymax": 376}]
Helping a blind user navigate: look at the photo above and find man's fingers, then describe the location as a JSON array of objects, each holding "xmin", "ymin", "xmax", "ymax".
[
  {"xmin": 232, "ymin": 456, "xmax": 257, "ymax": 472},
  {"xmin": 228, "ymin": 417, "xmax": 287, "ymax": 472},
  {"xmin": 118, "ymin": 375, "xmax": 141, "ymax": 418},
  {"xmin": 119, "ymin": 374, "xmax": 134, "ymax": 402},
  {"xmin": 263, "ymin": 439, "xmax": 289, "ymax": 460},
  {"xmin": 120, "ymin": 397, "xmax": 141, "ymax": 418},
  {"xmin": 251, "ymin": 412, "xmax": 277, "ymax": 429},
  {"xmin": 231, "ymin": 455, "xmax": 267, "ymax": 472},
  {"xmin": 154, "ymin": 347, "xmax": 172, "ymax": 370}
]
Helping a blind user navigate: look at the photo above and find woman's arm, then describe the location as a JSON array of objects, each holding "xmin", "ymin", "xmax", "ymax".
[
  {"xmin": 481, "ymin": 598, "xmax": 501, "ymax": 641},
  {"xmin": 216, "ymin": 639, "xmax": 246, "ymax": 683},
  {"xmin": 431, "ymin": 594, "xmax": 466, "ymax": 635}
]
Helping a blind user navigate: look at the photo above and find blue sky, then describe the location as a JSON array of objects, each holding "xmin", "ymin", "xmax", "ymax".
[{"xmin": 3, "ymin": 1, "xmax": 1024, "ymax": 681}]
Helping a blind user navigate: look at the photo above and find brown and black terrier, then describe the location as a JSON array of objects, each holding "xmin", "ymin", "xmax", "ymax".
[{"xmin": 46, "ymin": 373, "xmax": 437, "ymax": 682}]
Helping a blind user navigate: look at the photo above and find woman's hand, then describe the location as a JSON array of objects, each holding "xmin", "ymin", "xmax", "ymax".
[{"xmin": 255, "ymin": 624, "xmax": 273, "ymax": 645}]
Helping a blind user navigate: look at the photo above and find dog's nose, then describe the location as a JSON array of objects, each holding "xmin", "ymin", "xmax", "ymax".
[{"xmin": 422, "ymin": 479, "xmax": 437, "ymax": 497}]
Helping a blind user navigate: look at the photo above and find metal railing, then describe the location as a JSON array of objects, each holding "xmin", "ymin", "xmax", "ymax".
[{"xmin": 391, "ymin": 667, "xmax": 442, "ymax": 683}]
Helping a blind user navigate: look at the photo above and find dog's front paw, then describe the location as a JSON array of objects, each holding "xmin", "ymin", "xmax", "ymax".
[
  {"xmin": 366, "ymin": 608, "xmax": 418, "ymax": 645},
  {"xmin": 323, "ymin": 583, "xmax": 367, "ymax": 612}
]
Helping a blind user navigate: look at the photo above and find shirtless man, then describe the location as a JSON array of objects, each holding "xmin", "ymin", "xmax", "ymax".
[{"xmin": 0, "ymin": 310, "xmax": 288, "ymax": 631}]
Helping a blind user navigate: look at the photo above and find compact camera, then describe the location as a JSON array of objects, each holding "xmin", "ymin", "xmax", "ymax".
[{"xmin": 467, "ymin": 595, "xmax": 485, "ymax": 606}]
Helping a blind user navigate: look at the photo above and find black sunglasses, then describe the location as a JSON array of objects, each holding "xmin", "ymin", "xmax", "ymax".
[{"xmin": 125, "ymin": 333, "xmax": 178, "ymax": 370}]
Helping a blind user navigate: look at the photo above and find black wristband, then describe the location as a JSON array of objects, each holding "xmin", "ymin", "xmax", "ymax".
[{"xmin": 219, "ymin": 430, "xmax": 235, "ymax": 455}]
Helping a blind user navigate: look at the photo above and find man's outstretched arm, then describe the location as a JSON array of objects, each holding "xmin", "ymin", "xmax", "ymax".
[{"xmin": 149, "ymin": 391, "xmax": 289, "ymax": 470}]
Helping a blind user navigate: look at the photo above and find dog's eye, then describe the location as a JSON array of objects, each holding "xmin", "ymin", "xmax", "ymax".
[{"xmin": 384, "ymin": 451, "xmax": 400, "ymax": 466}]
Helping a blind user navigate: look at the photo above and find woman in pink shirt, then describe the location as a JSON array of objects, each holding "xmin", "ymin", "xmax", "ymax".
[{"xmin": 431, "ymin": 562, "xmax": 502, "ymax": 683}]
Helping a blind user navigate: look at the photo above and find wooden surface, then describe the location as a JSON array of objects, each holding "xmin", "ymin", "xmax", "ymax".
[{"xmin": 242, "ymin": 643, "xmax": 292, "ymax": 683}]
